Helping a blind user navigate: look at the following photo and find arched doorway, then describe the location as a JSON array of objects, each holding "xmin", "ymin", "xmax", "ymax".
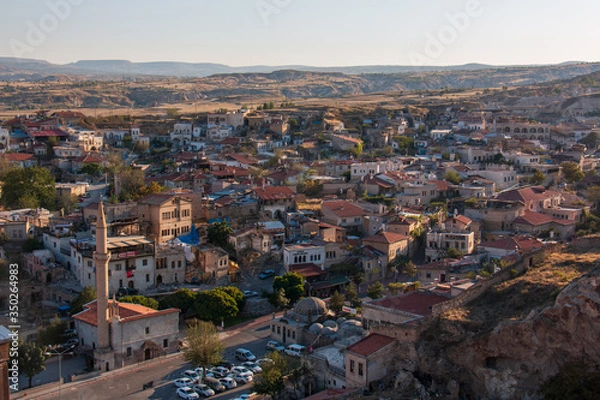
[
  {"xmin": 128, "ymin": 280, "xmax": 135, "ymax": 289},
  {"xmin": 144, "ymin": 348, "xmax": 152, "ymax": 361},
  {"xmin": 156, "ymin": 275, "xmax": 163, "ymax": 285},
  {"xmin": 282, "ymin": 326, "xmax": 287, "ymax": 344}
]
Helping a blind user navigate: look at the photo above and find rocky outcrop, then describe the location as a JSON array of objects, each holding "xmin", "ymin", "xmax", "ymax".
[{"xmin": 415, "ymin": 268, "xmax": 600, "ymax": 399}]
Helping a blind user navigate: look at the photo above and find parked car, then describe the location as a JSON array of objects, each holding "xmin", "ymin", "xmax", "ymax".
[
  {"xmin": 284, "ymin": 344, "xmax": 306, "ymax": 357},
  {"xmin": 243, "ymin": 290, "xmax": 259, "ymax": 298},
  {"xmin": 256, "ymin": 358, "xmax": 273, "ymax": 367},
  {"xmin": 266, "ymin": 340, "xmax": 285, "ymax": 352},
  {"xmin": 230, "ymin": 373, "xmax": 253, "ymax": 384},
  {"xmin": 218, "ymin": 376, "xmax": 237, "ymax": 389},
  {"xmin": 173, "ymin": 378, "xmax": 194, "ymax": 388},
  {"xmin": 183, "ymin": 369, "xmax": 201, "ymax": 383},
  {"xmin": 192, "ymin": 383, "xmax": 215, "ymax": 397},
  {"xmin": 210, "ymin": 366, "xmax": 230, "ymax": 378},
  {"xmin": 242, "ymin": 362, "xmax": 262, "ymax": 374},
  {"xmin": 216, "ymin": 361, "xmax": 235, "ymax": 370},
  {"xmin": 234, "ymin": 348, "xmax": 256, "ymax": 362},
  {"xmin": 194, "ymin": 367, "xmax": 215, "ymax": 379},
  {"xmin": 177, "ymin": 386, "xmax": 200, "ymax": 399},
  {"xmin": 232, "ymin": 366, "xmax": 254, "ymax": 376},
  {"xmin": 258, "ymin": 269, "xmax": 275, "ymax": 280},
  {"xmin": 63, "ymin": 338, "xmax": 79, "ymax": 348},
  {"xmin": 203, "ymin": 377, "xmax": 226, "ymax": 393}
]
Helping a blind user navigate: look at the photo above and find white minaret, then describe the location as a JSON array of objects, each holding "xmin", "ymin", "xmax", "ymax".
[{"xmin": 94, "ymin": 201, "xmax": 113, "ymax": 370}]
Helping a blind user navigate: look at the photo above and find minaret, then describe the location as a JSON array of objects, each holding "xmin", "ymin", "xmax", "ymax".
[{"xmin": 94, "ymin": 201, "xmax": 111, "ymax": 351}]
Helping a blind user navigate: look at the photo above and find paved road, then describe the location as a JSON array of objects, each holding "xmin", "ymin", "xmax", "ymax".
[{"xmin": 14, "ymin": 316, "xmax": 277, "ymax": 400}]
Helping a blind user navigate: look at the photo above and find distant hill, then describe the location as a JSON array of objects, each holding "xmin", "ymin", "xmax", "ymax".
[{"xmin": 1, "ymin": 57, "xmax": 599, "ymax": 80}]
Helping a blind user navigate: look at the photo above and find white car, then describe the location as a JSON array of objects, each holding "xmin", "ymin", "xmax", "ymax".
[
  {"xmin": 243, "ymin": 290, "xmax": 258, "ymax": 298},
  {"xmin": 256, "ymin": 358, "xmax": 273, "ymax": 367},
  {"xmin": 177, "ymin": 386, "xmax": 200, "ymax": 399},
  {"xmin": 194, "ymin": 367, "xmax": 215, "ymax": 378},
  {"xmin": 173, "ymin": 378, "xmax": 194, "ymax": 388},
  {"xmin": 183, "ymin": 369, "xmax": 201, "ymax": 382},
  {"xmin": 218, "ymin": 376, "xmax": 237, "ymax": 389},
  {"xmin": 230, "ymin": 373, "xmax": 253, "ymax": 384},
  {"xmin": 192, "ymin": 383, "xmax": 215, "ymax": 397},
  {"xmin": 231, "ymin": 366, "xmax": 254, "ymax": 376},
  {"xmin": 210, "ymin": 366, "xmax": 230, "ymax": 377},
  {"xmin": 242, "ymin": 362, "xmax": 262, "ymax": 374},
  {"xmin": 266, "ymin": 340, "xmax": 285, "ymax": 352}
]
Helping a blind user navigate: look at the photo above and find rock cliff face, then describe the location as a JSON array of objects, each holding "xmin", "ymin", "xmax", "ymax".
[{"xmin": 408, "ymin": 268, "xmax": 600, "ymax": 400}]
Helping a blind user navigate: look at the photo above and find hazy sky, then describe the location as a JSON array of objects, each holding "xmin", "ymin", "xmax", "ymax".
[{"xmin": 1, "ymin": 0, "xmax": 598, "ymax": 66}]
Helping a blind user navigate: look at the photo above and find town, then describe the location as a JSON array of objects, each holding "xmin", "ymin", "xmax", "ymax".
[{"xmin": 0, "ymin": 86, "xmax": 598, "ymax": 400}]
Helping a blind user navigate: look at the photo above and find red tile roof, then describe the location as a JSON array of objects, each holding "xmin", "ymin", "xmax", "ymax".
[
  {"xmin": 514, "ymin": 210, "xmax": 574, "ymax": 227},
  {"xmin": 369, "ymin": 293, "xmax": 448, "ymax": 316},
  {"xmin": 29, "ymin": 129, "xmax": 68, "ymax": 137},
  {"xmin": 451, "ymin": 215, "xmax": 472, "ymax": 226},
  {"xmin": 73, "ymin": 300, "xmax": 178, "ymax": 327},
  {"xmin": 363, "ymin": 231, "xmax": 409, "ymax": 245},
  {"xmin": 254, "ymin": 185, "xmax": 296, "ymax": 200},
  {"xmin": 497, "ymin": 186, "xmax": 561, "ymax": 204},
  {"xmin": 480, "ymin": 236, "xmax": 545, "ymax": 252},
  {"xmin": 321, "ymin": 201, "xmax": 365, "ymax": 218},
  {"xmin": 347, "ymin": 333, "xmax": 395, "ymax": 357},
  {"xmin": 2, "ymin": 153, "xmax": 35, "ymax": 161}
]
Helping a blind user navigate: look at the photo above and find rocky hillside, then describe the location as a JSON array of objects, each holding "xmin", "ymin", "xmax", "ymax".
[{"xmin": 392, "ymin": 245, "xmax": 600, "ymax": 400}]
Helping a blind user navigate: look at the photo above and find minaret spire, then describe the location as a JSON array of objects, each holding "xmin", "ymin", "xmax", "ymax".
[{"xmin": 95, "ymin": 200, "xmax": 111, "ymax": 351}]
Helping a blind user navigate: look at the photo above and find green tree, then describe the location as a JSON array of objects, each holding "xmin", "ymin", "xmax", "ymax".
[
  {"xmin": 38, "ymin": 316, "xmax": 68, "ymax": 347},
  {"xmin": 137, "ymin": 181, "xmax": 166, "ymax": 198},
  {"xmin": 80, "ymin": 163, "xmax": 105, "ymax": 177},
  {"xmin": 194, "ymin": 289, "xmax": 239, "ymax": 323},
  {"xmin": 117, "ymin": 167, "xmax": 145, "ymax": 201},
  {"xmin": 443, "ymin": 247, "xmax": 463, "ymax": 259},
  {"xmin": 56, "ymin": 193, "xmax": 79, "ymax": 214},
  {"xmin": 531, "ymin": 169, "xmax": 546, "ymax": 185},
  {"xmin": 328, "ymin": 291, "xmax": 345, "ymax": 315},
  {"xmin": 344, "ymin": 282, "xmax": 361, "ymax": 309},
  {"xmin": 1, "ymin": 166, "xmax": 56, "ymax": 210},
  {"xmin": 352, "ymin": 272, "xmax": 365, "ymax": 287},
  {"xmin": 273, "ymin": 272, "xmax": 304, "ymax": 305},
  {"xmin": 298, "ymin": 180, "xmax": 323, "ymax": 198},
  {"xmin": 118, "ymin": 295, "xmax": 159, "ymax": 309},
  {"xmin": 71, "ymin": 286, "xmax": 97, "ymax": 314},
  {"xmin": 22, "ymin": 238, "xmax": 44, "ymax": 253},
  {"xmin": 166, "ymin": 108, "xmax": 180, "ymax": 119},
  {"xmin": 158, "ymin": 288, "xmax": 197, "ymax": 313},
  {"xmin": 402, "ymin": 261, "xmax": 417, "ymax": 282},
  {"xmin": 587, "ymin": 185, "xmax": 600, "ymax": 210},
  {"xmin": 270, "ymin": 288, "xmax": 290, "ymax": 309},
  {"xmin": 350, "ymin": 142, "xmax": 363, "ymax": 158},
  {"xmin": 444, "ymin": 170, "xmax": 461, "ymax": 185},
  {"xmin": 253, "ymin": 350, "xmax": 289, "ymax": 399},
  {"xmin": 19, "ymin": 341, "xmax": 49, "ymax": 388},
  {"xmin": 206, "ymin": 221, "xmax": 234, "ymax": 248},
  {"xmin": 183, "ymin": 319, "xmax": 225, "ymax": 379},
  {"xmin": 367, "ymin": 281, "xmax": 385, "ymax": 299},
  {"xmin": 213, "ymin": 286, "xmax": 245, "ymax": 310},
  {"xmin": 562, "ymin": 162, "xmax": 584, "ymax": 183}
]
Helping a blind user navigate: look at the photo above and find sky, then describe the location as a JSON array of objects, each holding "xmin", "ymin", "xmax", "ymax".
[{"xmin": 1, "ymin": 0, "xmax": 599, "ymax": 67}]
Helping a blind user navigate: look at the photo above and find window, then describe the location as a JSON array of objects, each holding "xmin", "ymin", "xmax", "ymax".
[
  {"xmin": 358, "ymin": 363, "xmax": 364, "ymax": 376},
  {"xmin": 115, "ymin": 264, "xmax": 122, "ymax": 271},
  {"xmin": 142, "ymin": 259, "xmax": 148, "ymax": 266},
  {"xmin": 350, "ymin": 360, "xmax": 355, "ymax": 373},
  {"xmin": 171, "ymin": 261, "xmax": 175, "ymax": 269},
  {"xmin": 178, "ymin": 260, "xmax": 182, "ymax": 268},
  {"xmin": 126, "ymin": 347, "xmax": 132, "ymax": 357},
  {"xmin": 87, "ymin": 261, "xmax": 93, "ymax": 267},
  {"xmin": 145, "ymin": 327, "xmax": 150, "ymax": 334},
  {"xmin": 163, "ymin": 339, "xmax": 168, "ymax": 348},
  {"xmin": 119, "ymin": 279, "xmax": 123, "ymax": 287},
  {"xmin": 146, "ymin": 274, "xmax": 150, "ymax": 282}
]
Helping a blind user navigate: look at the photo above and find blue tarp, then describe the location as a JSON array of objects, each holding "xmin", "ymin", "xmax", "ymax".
[
  {"xmin": 58, "ymin": 305, "xmax": 71, "ymax": 311},
  {"xmin": 176, "ymin": 224, "xmax": 200, "ymax": 245}
]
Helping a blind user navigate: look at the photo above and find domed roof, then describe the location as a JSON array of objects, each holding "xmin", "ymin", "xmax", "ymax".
[
  {"xmin": 293, "ymin": 297, "xmax": 329, "ymax": 323},
  {"xmin": 321, "ymin": 327, "xmax": 337, "ymax": 336},
  {"xmin": 309, "ymin": 323, "xmax": 323, "ymax": 334},
  {"xmin": 323, "ymin": 320, "xmax": 338, "ymax": 330}
]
